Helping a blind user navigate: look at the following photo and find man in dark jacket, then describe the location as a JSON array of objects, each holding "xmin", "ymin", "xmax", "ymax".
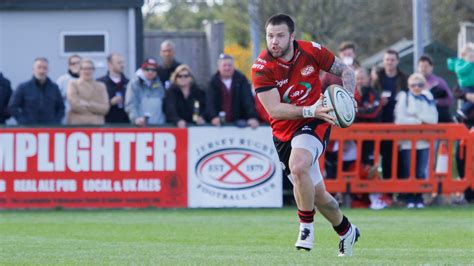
[
  {"xmin": 206, "ymin": 54, "xmax": 259, "ymax": 129},
  {"xmin": 418, "ymin": 55, "xmax": 454, "ymax": 123},
  {"xmin": 97, "ymin": 53, "xmax": 130, "ymax": 123},
  {"xmin": 0, "ymin": 72, "xmax": 12, "ymax": 124},
  {"xmin": 372, "ymin": 49, "xmax": 408, "ymax": 179},
  {"xmin": 158, "ymin": 40, "xmax": 181, "ymax": 89},
  {"xmin": 9, "ymin": 57, "xmax": 64, "ymax": 125}
]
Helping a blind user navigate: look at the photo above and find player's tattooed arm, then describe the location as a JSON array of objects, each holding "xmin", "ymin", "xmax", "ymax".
[{"xmin": 329, "ymin": 57, "xmax": 356, "ymax": 94}]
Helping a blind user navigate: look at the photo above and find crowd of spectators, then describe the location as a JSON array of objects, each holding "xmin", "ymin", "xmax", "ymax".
[
  {"xmin": 0, "ymin": 39, "xmax": 260, "ymax": 128},
  {"xmin": 316, "ymin": 41, "xmax": 473, "ymax": 209},
  {"xmin": 0, "ymin": 39, "xmax": 472, "ymax": 207}
]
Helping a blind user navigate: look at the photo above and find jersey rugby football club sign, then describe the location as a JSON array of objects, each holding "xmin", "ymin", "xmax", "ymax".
[{"xmin": 188, "ymin": 127, "xmax": 282, "ymax": 208}]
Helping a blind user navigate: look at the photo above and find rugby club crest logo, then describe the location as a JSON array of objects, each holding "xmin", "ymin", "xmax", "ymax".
[{"xmin": 195, "ymin": 148, "xmax": 275, "ymax": 190}]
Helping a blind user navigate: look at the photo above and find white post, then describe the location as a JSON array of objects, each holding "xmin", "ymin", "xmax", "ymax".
[
  {"xmin": 413, "ymin": 0, "xmax": 424, "ymax": 71},
  {"xmin": 128, "ymin": 8, "xmax": 137, "ymax": 77},
  {"xmin": 248, "ymin": 0, "xmax": 260, "ymax": 61}
]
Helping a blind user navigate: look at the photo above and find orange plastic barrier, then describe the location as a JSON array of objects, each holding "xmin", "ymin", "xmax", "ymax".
[{"xmin": 324, "ymin": 123, "xmax": 474, "ymax": 194}]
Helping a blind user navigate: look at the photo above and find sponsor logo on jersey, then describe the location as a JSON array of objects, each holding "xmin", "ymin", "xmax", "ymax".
[
  {"xmin": 256, "ymin": 57, "xmax": 267, "ymax": 64},
  {"xmin": 301, "ymin": 65, "xmax": 315, "ymax": 77},
  {"xmin": 252, "ymin": 64, "xmax": 264, "ymax": 70},
  {"xmin": 311, "ymin": 41, "xmax": 321, "ymax": 50},
  {"xmin": 276, "ymin": 79, "xmax": 288, "ymax": 87},
  {"xmin": 282, "ymin": 82, "xmax": 312, "ymax": 103}
]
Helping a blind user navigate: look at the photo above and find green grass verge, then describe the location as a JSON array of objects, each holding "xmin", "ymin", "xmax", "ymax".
[{"xmin": 1, "ymin": 206, "xmax": 473, "ymax": 265}]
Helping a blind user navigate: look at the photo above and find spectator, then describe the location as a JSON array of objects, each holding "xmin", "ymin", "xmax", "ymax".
[
  {"xmin": 165, "ymin": 64, "xmax": 206, "ymax": 128},
  {"xmin": 125, "ymin": 58, "xmax": 166, "ymax": 127},
  {"xmin": 9, "ymin": 57, "xmax": 64, "ymax": 125},
  {"xmin": 355, "ymin": 68, "xmax": 383, "ymax": 124},
  {"xmin": 57, "ymin": 54, "xmax": 81, "ymax": 124},
  {"xmin": 206, "ymin": 53, "xmax": 259, "ymax": 129},
  {"xmin": 453, "ymin": 75, "xmax": 474, "ymax": 187},
  {"xmin": 97, "ymin": 53, "xmax": 130, "ymax": 124},
  {"xmin": 453, "ymin": 87, "xmax": 474, "ymax": 128},
  {"xmin": 66, "ymin": 59, "xmax": 109, "ymax": 125},
  {"xmin": 355, "ymin": 68, "xmax": 383, "ymax": 164},
  {"xmin": 370, "ymin": 65, "xmax": 380, "ymax": 84},
  {"xmin": 321, "ymin": 41, "xmax": 359, "ymax": 90},
  {"xmin": 372, "ymin": 49, "xmax": 408, "ymax": 179},
  {"xmin": 418, "ymin": 54, "xmax": 454, "ymax": 122},
  {"xmin": 0, "ymin": 72, "xmax": 12, "ymax": 124},
  {"xmin": 158, "ymin": 40, "xmax": 181, "ymax": 89},
  {"xmin": 354, "ymin": 68, "xmax": 384, "ymax": 209},
  {"xmin": 448, "ymin": 43, "xmax": 474, "ymax": 122},
  {"xmin": 395, "ymin": 73, "xmax": 438, "ymax": 208}
]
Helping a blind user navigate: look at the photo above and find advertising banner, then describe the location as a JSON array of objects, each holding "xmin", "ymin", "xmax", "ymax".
[
  {"xmin": 0, "ymin": 128, "xmax": 188, "ymax": 209},
  {"xmin": 188, "ymin": 127, "xmax": 282, "ymax": 207}
]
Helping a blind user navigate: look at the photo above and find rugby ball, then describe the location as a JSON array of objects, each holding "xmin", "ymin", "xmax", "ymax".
[{"xmin": 323, "ymin": 85, "xmax": 356, "ymax": 128}]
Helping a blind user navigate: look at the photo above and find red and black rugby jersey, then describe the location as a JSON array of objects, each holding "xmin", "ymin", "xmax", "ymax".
[{"xmin": 251, "ymin": 40, "xmax": 335, "ymax": 142}]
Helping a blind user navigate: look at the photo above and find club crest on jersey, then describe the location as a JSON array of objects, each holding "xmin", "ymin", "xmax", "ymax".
[
  {"xmin": 282, "ymin": 82, "xmax": 312, "ymax": 103},
  {"xmin": 301, "ymin": 65, "xmax": 315, "ymax": 77}
]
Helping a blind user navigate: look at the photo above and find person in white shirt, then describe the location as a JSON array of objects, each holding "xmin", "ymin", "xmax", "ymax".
[
  {"xmin": 394, "ymin": 73, "xmax": 438, "ymax": 208},
  {"xmin": 57, "ymin": 54, "xmax": 81, "ymax": 124}
]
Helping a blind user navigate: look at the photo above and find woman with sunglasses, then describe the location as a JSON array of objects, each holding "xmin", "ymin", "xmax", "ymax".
[
  {"xmin": 165, "ymin": 65, "xmax": 206, "ymax": 128},
  {"xmin": 394, "ymin": 73, "xmax": 438, "ymax": 208}
]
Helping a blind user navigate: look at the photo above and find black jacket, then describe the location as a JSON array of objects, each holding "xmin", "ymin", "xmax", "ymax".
[
  {"xmin": 164, "ymin": 83, "xmax": 206, "ymax": 125},
  {"xmin": 0, "ymin": 73, "xmax": 12, "ymax": 124},
  {"xmin": 8, "ymin": 77, "xmax": 64, "ymax": 125},
  {"xmin": 158, "ymin": 59, "xmax": 181, "ymax": 88},
  {"xmin": 430, "ymin": 85, "xmax": 453, "ymax": 123},
  {"xmin": 97, "ymin": 72, "xmax": 130, "ymax": 123},
  {"xmin": 372, "ymin": 68, "xmax": 408, "ymax": 123},
  {"xmin": 206, "ymin": 70, "xmax": 258, "ymax": 122}
]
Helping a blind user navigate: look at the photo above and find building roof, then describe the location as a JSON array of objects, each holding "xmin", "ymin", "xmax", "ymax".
[{"xmin": 0, "ymin": 0, "xmax": 143, "ymax": 10}]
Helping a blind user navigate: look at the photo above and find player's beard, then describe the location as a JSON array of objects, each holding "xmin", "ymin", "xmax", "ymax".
[{"xmin": 269, "ymin": 37, "xmax": 291, "ymax": 59}]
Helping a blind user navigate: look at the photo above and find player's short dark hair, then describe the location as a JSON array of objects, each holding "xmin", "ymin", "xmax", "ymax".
[
  {"xmin": 385, "ymin": 49, "xmax": 400, "ymax": 60},
  {"xmin": 265, "ymin": 14, "xmax": 295, "ymax": 34},
  {"xmin": 339, "ymin": 41, "xmax": 356, "ymax": 52},
  {"xmin": 418, "ymin": 54, "xmax": 433, "ymax": 65}
]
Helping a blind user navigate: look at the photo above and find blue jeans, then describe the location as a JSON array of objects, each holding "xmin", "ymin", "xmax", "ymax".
[
  {"xmin": 460, "ymin": 86, "xmax": 474, "ymax": 115},
  {"xmin": 398, "ymin": 148, "xmax": 430, "ymax": 204},
  {"xmin": 398, "ymin": 148, "xmax": 429, "ymax": 179}
]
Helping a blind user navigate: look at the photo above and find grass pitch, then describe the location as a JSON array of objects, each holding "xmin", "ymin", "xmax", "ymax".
[{"xmin": 0, "ymin": 206, "xmax": 473, "ymax": 265}]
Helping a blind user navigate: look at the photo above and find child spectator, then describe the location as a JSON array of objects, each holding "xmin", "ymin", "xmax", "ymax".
[{"xmin": 447, "ymin": 43, "xmax": 474, "ymax": 121}]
